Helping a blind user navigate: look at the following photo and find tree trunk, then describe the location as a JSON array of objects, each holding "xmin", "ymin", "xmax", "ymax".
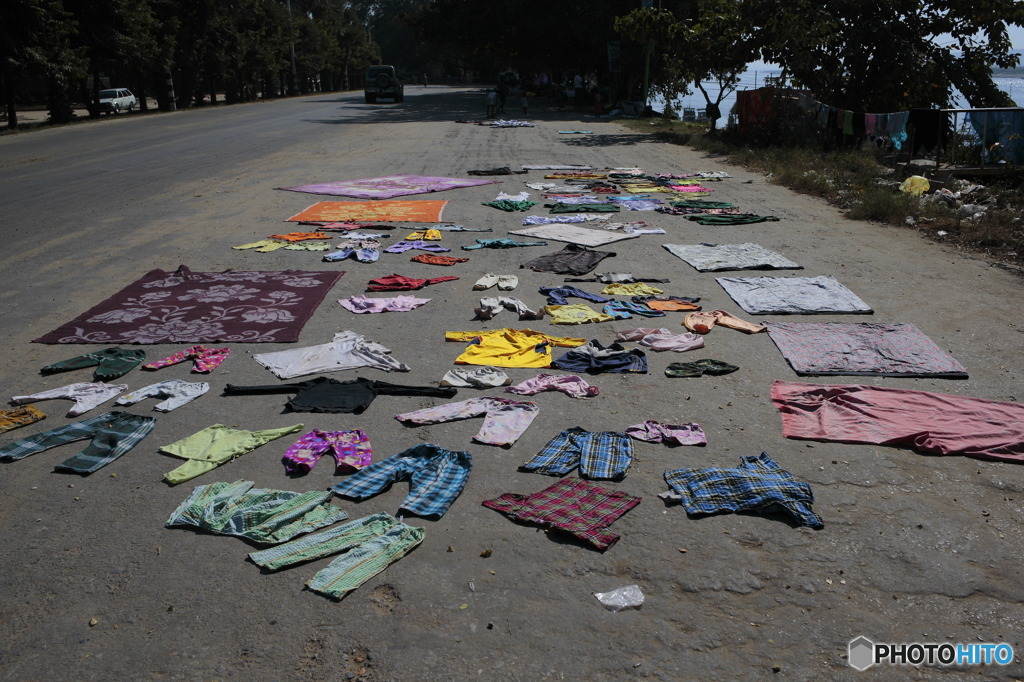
[{"xmin": 3, "ymin": 73, "xmax": 18, "ymax": 129}]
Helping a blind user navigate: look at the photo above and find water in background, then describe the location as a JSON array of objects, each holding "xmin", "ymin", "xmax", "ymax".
[{"xmin": 649, "ymin": 70, "xmax": 1023, "ymax": 119}]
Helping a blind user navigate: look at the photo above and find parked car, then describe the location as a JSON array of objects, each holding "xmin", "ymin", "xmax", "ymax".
[
  {"xmin": 364, "ymin": 66, "xmax": 404, "ymax": 103},
  {"xmin": 98, "ymin": 88, "xmax": 137, "ymax": 114}
]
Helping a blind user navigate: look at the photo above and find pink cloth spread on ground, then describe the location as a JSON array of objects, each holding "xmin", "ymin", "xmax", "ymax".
[
  {"xmin": 770, "ymin": 380, "xmax": 1024, "ymax": 463},
  {"xmin": 505, "ymin": 373, "xmax": 599, "ymax": 398},
  {"xmin": 338, "ymin": 295, "xmax": 430, "ymax": 314}
]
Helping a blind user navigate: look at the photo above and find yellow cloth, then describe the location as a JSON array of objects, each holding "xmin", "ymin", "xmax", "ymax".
[
  {"xmin": 600, "ymin": 282, "xmax": 664, "ymax": 296},
  {"xmin": 161, "ymin": 423, "xmax": 304, "ymax": 485},
  {"xmin": 445, "ymin": 329, "xmax": 585, "ymax": 368},
  {"xmin": 406, "ymin": 229, "xmax": 442, "ymax": 241},
  {"xmin": 543, "ymin": 304, "xmax": 615, "ymax": 325}
]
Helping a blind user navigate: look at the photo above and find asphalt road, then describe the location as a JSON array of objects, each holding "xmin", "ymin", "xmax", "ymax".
[{"xmin": 1, "ymin": 87, "xmax": 1022, "ymax": 680}]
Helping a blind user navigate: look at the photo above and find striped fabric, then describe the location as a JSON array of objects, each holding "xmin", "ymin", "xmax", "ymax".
[
  {"xmin": 166, "ymin": 480, "xmax": 348, "ymax": 544},
  {"xmin": 248, "ymin": 512, "xmax": 397, "ymax": 571},
  {"xmin": 0, "ymin": 411, "xmax": 155, "ymax": 474},
  {"xmin": 330, "ymin": 443, "xmax": 472, "ymax": 518},
  {"xmin": 520, "ymin": 427, "xmax": 633, "ymax": 480},
  {"xmin": 306, "ymin": 523, "xmax": 425, "ymax": 599},
  {"xmin": 663, "ymin": 453, "xmax": 824, "ymax": 528},
  {"xmin": 0, "ymin": 405, "xmax": 46, "ymax": 434}
]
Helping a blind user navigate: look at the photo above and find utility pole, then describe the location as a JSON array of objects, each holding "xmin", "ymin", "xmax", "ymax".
[{"xmin": 287, "ymin": 0, "xmax": 298, "ymax": 95}]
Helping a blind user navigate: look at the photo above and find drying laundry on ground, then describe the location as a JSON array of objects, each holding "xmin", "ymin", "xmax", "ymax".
[
  {"xmin": 566, "ymin": 273, "xmax": 670, "ymax": 284},
  {"xmin": 662, "ymin": 453, "xmax": 824, "ymax": 529},
  {"xmin": 405, "ymin": 228, "xmax": 442, "ymax": 240},
  {"xmin": 522, "ymin": 244, "xmax": 616, "ymax": 275},
  {"xmin": 663, "ymin": 243, "xmax": 802, "ymax": 271},
  {"xmin": 338, "ymin": 294, "xmax": 430, "ymax": 314},
  {"xmin": 287, "ymin": 200, "xmax": 448, "ymax": 223},
  {"xmin": 12, "ymin": 382, "xmax": 128, "ymax": 416},
  {"xmin": 615, "ymin": 328, "xmax": 705, "ymax": 352},
  {"xmin": 521, "ymin": 427, "xmax": 633, "ymax": 479},
  {"xmin": 395, "ymin": 397, "xmax": 539, "ymax": 447},
  {"xmin": 765, "ymin": 322, "xmax": 967, "ymax": 377},
  {"xmin": 440, "ymin": 367, "xmax": 511, "ymax": 388},
  {"xmin": 223, "ymin": 377, "xmax": 456, "ymax": 414},
  {"xmin": 384, "ymin": 240, "xmax": 450, "ymax": 254},
  {"xmin": 665, "ymin": 359, "xmax": 739, "ymax": 377},
  {"xmin": 521, "ymin": 214, "xmax": 612, "ymax": 225},
  {"xmin": 685, "ymin": 213, "xmax": 780, "ymax": 225},
  {"xmin": 510, "ymin": 224, "xmax": 639, "ymax": 247},
  {"xmin": 684, "ymin": 310, "xmax": 766, "ymax": 334},
  {"xmin": 252, "ymin": 331, "xmax": 410, "ymax": 379},
  {"xmin": 462, "ymin": 238, "xmax": 548, "ymax": 250},
  {"xmin": 234, "ymin": 239, "xmax": 332, "ymax": 252},
  {"xmin": 0, "ymin": 405, "xmax": 46, "ymax": 434},
  {"xmin": 482, "ymin": 191, "xmax": 537, "ymax": 212},
  {"xmin": 331, "ymin": 443, "xmax": 472, "ymax": 517},
  {"xmin": 473, "ymin": 273, "xmax": 518, "ymax": 290},
  {"xmin": 446, "ymin": 329, "xmax": 586, "ymax": 368},
  {"xmin": 41, "ymin": 347, "xmax": 146, "ymax": 381},
  {"xmin": 483, "ymin": 477, "xmax": 640, "ymax": 551},
  {"xmin": 632, "ymin": 295, "xmax": 700, "ymax": 311},
  {"xmin": 602, "ymin": 300, "xmax": 666, "ymax": 319},
  {"xmin": 540, "ymin": 285, "xmax": 609, "ymax": 305},
  {"xmin": 282, "ymin": 429, "xmax": 373, "ymax": 474},
  {"xmin": 410, "ymin": 254, "xmax": 468, "ymax": 266},
  {"xmin": 166, "ymin": 479, "xmax": 346, "ymax": 543},
  {"xmin": 0, "ymin": 411, "xmax": 155, "ymax": 474},
  {"xmin": 116, "ymin": 380, "xmax": 210, "ymax": 412},
  {"xmin": 143, "ymin": 346, "xmax": 230, "ymax": 373},
  {"xmin": 367, "ymin": 273, "xmax": 458, "ymax": 291},
  {"xmin": 467, "ymin": 166, "xmax": 527, "ymax": 175},
  {"xmin": 770, "ymin": 381, "xmax": 1024, "ymax": 462},
  {"xmin": 277, "ymin": 175, "xmax": 499, "ymax": 200},
  {"xmin": 544, "ymin": 303, "xmax": 615, "ymax": 325},
  {"xmin": 324, "ymin": 238, "xmax": 381, "ymax": 262},
  {"xmin": 716, "ymin": 275, "xmax": 872, "ymax": 314},
  {"xmin": 552, "ymin": 339, "xmax": 648, "ymax": 374},
  {"xmin": 160, "ymin": 423, "xmax": 304, "ymax": 485},
  {"xmin": 474, "ymin": 297, "xmax": 545, "ymax": 321},
  {"xmin": 626, "ymin": 420, "xmax": 707, "ymax": 446},
  {"xmin": 505, "ymin": 373, "xmax": 599, "ymax": 398}
]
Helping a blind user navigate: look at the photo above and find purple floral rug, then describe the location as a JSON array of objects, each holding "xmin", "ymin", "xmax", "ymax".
[
  {"xmin": 278, "ymin": 175, "xmax": 501, "ymax": 200},
  {"xmin": 34, "ymin": 265, "xmax": 344, "ymax": 344}
]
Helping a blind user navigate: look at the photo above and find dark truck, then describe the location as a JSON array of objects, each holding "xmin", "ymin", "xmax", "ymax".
[{"xmin": 364, "ymin": 65, "xmax": 404, "ymax": 103}]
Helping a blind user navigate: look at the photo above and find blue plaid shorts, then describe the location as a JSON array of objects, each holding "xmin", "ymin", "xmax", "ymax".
[
  {"xmin": 330, "ymin": 443, "xmax": 472, "ymax": 518},
  {"xmin": 520, "ymin": 427, "xmax": 633, "ymax": 480}
]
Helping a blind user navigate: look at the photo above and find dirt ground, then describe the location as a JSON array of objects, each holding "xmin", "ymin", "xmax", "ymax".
[{"xmin": 0, "ymin": 88, "xmax": 1022, "ymax": 680}]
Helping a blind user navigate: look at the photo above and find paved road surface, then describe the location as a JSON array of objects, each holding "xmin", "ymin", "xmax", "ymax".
[{"xmin": 1, "ymin": 87, "xmax": 1022, "ymax": 679}]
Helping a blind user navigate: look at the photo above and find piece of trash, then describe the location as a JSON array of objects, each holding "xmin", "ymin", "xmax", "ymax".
[
  {"xmin": 468, "ymin": 580, "xmax": 476, "ymax": 592},
  {"xmin": 899, "ymin": 175, "xmax": 930, "ymax": 196},
  {"xmin": 446, "ymin": 546, "xmax": 454, "ymax": 553},
  {"xmin": 594, "ymin": 584, "xmax": 644, "ymax": 611},
  {"xmin": 677, "ymin": 548, "xmax": 688, "ymax": 553},
  {"xmin": 489, "ymin": 570, "xmax": 496, "ymax": 575},
  {"xmin": 459, "ymin": 603, "xmax": 469, "ymax": 610},
  {"xmin": 479, "ymin": 549, "xmax": 492, "ymax": 558},
  {"xmin": 88, "ymin": 618, "xmax": 98, "ymax": 627}
]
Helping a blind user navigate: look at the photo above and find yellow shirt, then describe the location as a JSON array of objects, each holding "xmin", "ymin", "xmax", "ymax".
[
  {"xmin": 445, "ymin": 329, "xmax": 586, "ymax": 368},
  {"xmin": 600, "ymin": 282, "xmax": 664, "ymax": 296},
  {"xmin": 543, "ymin": 304, "xmax": 615, "ymax": 325}
]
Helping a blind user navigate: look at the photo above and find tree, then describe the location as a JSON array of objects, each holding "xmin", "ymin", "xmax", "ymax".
[{"xmin": 744, "ymin": 0, "xmax": 1024, "ymax": 111}]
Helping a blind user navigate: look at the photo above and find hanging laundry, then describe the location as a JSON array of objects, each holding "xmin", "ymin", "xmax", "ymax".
[
  {"xmin": 115, "ymin": 380, "xmax": 210, "ymax": 412},
  {"xmin": 483, "ymin": 477, "xmax": 641, "ymax": 551},
  {"xmin": 0, "ymin": 411, "xmax": 155, "ymax": 474},
  {"xmin": 521, "ymin": 427, "xmax": 633, "ymax": 479},
  {"xmin": 662, "ymin": 453, "xmax": 824, "ymax": 528},
  {"xmin": 625, "ymin": 420, "xmax": 706, "ymax": 446},
  {"xmin": 224, "ymin": 377, "xmax": 456, "ymax": 413},
  {"xmin": 395, "ymin": 397, "xmax": 539, "ymax": 446},
  {"xmin": 41, "ymin": 347, "xmax": 146, "ymax": 382},
  {"xmin": 505, "ymin": 373, "xmax": 598, "ymax": 398},
  {"xmin": 331, "ymin": 443, "xmax": 472, "ymax": 518},
  {"xmin": 144, "ymin": 345, "xmax": 230, "ymax": 373},
  {"xmin": 161, "ymin": 424, "xmax": 305, "ymax": 485}
]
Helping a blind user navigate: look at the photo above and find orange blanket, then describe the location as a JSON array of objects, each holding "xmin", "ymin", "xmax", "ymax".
[{"xmin": 286, "ymin": 200, "xmax": 447, "ymax": 223}]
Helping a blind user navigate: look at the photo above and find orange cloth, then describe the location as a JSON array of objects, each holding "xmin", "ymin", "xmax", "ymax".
[
  {"xmin": 684, "ymin": 310, "xmax": 766, "ymax": 334},
  {"xmin": 411, "ymin": 254, "xmax": 469, "ymax": 266},
  {"xmin": 644, "ymin": 299, "xmax": 701, "ymax": 312},
  {"xmin": 286, "ymin": 200, "xmax": 448, "ymax": 223},
  {"xmin": 267, "ymin": 232, "xmax": 330, "ymax": 242}
]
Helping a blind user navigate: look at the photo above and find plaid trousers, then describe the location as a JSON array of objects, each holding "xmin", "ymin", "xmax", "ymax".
[
  {"xmin": 520, "ymin": 427, "xmax": 634, "ymax": 479},
  {"xmin": 0, "ymin": 411, "xmax": 156, "ymax": 474},
  {"xmin": 331, "ymin": 443, "xmax": 472, "ymax": 518}
]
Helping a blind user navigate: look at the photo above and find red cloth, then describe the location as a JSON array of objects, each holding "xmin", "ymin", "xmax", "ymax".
[
  {"xmin": 366, "ymin": 273, "xmax": 459, "ymax": 291},
  {"xmin": 770, "ymin": 380, "xmax": 1024, "ymax": 463},
  {"xmin": 410, "ymin": 254, "xmax": 469, "ymax": 266}
]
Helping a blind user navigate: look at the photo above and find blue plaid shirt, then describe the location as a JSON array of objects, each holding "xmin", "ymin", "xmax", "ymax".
[
  {"xmin": 521, "ymin": 427, "xmax": 633, "ymax": 480},
  {"xmin": 331, "ymin": 443, "xmax": 472, "ymax": 518},
  {"xmin": 664, "ymin": 452, "xmax": 824, "ymax": 528}
]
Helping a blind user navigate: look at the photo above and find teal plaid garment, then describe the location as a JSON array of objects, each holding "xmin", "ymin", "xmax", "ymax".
[
  {"xmin": 306, "ymin": 523, "xmax": 425, "ymax": 600},
  {"xmin": 664, "ymin": 453, "xmax": 823, "ymax": 528},
  {"xmin": 248, "ymin": 512, "xmax": 398, "ymax": 571},
  {"xmin": 166, "ymin": 480, "xmax": 348, "ymax": 544}
]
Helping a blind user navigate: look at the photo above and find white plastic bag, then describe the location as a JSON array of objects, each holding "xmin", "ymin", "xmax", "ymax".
[{"xmin": 593, "ymin": 584, "xmax": 645, "ymax": 611}]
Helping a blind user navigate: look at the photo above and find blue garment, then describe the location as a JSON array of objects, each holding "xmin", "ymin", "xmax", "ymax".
[
  {"xmin": 886, "ymin": 111, "xmax": 909, "ymax": 150},
  {"xmin": 969, "ymin": 110, "xmax": 1024, "ymax": 164},
  {"xmin": 552, "ymin": 340, "xmax": 648, "ymax": 374},
  {"xmin": 330, "ymin": 443, "xmax": 471, "ymax": 518},
  {"xmin": 664, "ymin": 452, "xmax": 823, "ymax": 528},
  {"xmin": 521, "ymin": 427, "xmax": 633, "ymax": 479},
  {"xmin": 462, "ymin": 238, "xmax": 547, "ymax": 251},
  {"xmin": 539, "ymin": 285, "xmax": 610, "ymax": 306},
  {"xmin": 602, "ymin": 300, "xmax": 665, "ymax": 319}
]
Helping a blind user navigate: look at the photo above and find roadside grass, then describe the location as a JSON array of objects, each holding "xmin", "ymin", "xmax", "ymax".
[{"xmin": 621, "ymin": 118, "xmax": 1024, "ymax": 268}]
